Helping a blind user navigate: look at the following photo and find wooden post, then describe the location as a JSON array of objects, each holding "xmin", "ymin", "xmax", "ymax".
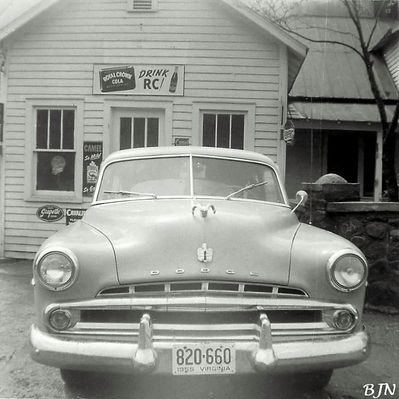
[
  {"xmin": 374, "ymin": 130, "xmax": 383, "ymax": 202},
  {"xmin": 358, "ymin": 136, "xmax": 364, "ymax": 198}
]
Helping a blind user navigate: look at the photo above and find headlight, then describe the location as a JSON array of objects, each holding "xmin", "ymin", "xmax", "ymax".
[
  {"xmin": 327, "ymin": 250, "xmax": 367, "ymax": 292},
  {"xmin": 34, "ymin": 248, "xmax": 78, "ymax": 291}
]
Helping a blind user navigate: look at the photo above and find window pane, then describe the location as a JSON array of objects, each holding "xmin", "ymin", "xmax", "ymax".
[
  {"xmin": 216, "ymin": 114, "xmax": 230, "ymax": 148},
  {"xmin": 36, "ymin": 151, "xmax": 75, "ymax": 191},
  {"xmin": 36, "ymin": 110, "xmax": 48, "ymax": 149},
  {"xmin": 203, "ymin": 114, "xmax": 216, "ymax": 147},
  {"xmin": 49, "ymin": 110, "xmax": 61, "ymax": 149},
  {"xmin": 133, "ymin": 118, "xmax": 145, "ymax": 148},
  {"xmin": 120, "ymin": 118, "xmax": 132, "ymax": 150},
  {"xmin": 231, "ymin": 114, "xmax": 244, "ymax": 149},
  {"xmin": 62, "ymin": 110, "xmax": 75, "ymax": 149},
  {"xmin": 147, "ymin": 118, "xmax": 159, "ymax": 147}
]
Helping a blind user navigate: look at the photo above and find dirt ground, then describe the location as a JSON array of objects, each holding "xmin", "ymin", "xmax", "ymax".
[{"xmin": 0, "ymin": 259, "xmax": 398, "ymax": 399}]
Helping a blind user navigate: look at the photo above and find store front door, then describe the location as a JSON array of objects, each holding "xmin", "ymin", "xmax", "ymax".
[{"xmin": 111, "ymin": 109, "xmax": 164, "ymax": 152}]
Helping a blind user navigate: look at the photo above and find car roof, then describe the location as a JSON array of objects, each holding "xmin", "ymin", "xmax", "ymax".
[{"xmin": 104, "ymin": 146, "xmax": 276, "ymax": 167}]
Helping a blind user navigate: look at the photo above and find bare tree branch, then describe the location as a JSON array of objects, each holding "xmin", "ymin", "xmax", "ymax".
[
  {"xmin": 276, "ymin": 25, "xmax": 365, "ymax": 59},
  {"xmin": 253, "ymin": 0, "xmax": 399, "ymax": 200}
]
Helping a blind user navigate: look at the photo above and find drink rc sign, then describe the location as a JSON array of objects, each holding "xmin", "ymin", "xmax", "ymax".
[{"xmin": 97, "ymin": 64, "xmax": 184, "ymax": 96}]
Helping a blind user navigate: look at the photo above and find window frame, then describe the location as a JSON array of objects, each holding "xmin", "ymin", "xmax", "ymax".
[
  {"xmin": 192, "ymin": 102, "xmax": 255, "ymax": 150},
  {"xmin": 104, "ymin": 100, "xmax": 173, "ymax": 157},
  {"xmin": 25, "ymin": 98, "xmax": 84, "ymax": 203},
  {"xmin": 202, "ymin": 112, "xmax": 245, "ymax": 149},
  {"xmin": 117, "ymin": 110, "xmax": 163, "ymax": 150}
]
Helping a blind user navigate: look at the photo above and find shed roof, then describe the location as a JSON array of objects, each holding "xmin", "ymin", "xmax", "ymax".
[
  {"xmin": 289, "ymin": 102, "xmax": 397, "ymax": 123},
  {"xmin": 289, "ymin": 16, "xmax": 397, "ymax": 100}
]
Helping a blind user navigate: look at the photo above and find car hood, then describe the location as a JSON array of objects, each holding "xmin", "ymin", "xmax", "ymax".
[{"xmin": 83, "ymin": 199, "xmax": 299, "ymax": 285}]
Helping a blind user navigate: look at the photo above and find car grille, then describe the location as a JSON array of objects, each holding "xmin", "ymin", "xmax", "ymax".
[
  {"xmin": 48, "ymin": 281, "xmax": 357, "ymax": 340},
  {"xmin": 80, "ymin": 309, "xmax": 321, "ymax": 325},
  {"xmin": 97, "ymin": 281, "xmax": 308, "ymax": 298}
]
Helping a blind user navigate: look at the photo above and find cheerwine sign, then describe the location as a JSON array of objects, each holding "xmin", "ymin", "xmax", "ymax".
[
  {"xmin": 36, "ymin": 205, "xmax": 64, "ymax": 222},
  {"xmin": 95, "ymin": 64, "xmax": 184, "ymax": 96}
]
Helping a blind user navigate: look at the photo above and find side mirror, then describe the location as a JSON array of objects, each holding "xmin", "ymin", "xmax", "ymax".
[{"xmin": 291, "ymin": 190, "xmax": 308, "ymax": 214}]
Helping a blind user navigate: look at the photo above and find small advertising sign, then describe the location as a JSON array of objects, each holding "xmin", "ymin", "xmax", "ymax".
[
  {"xmin": 83, "ymin": 142, "xmax": 103, "ymax": 196},
  {"xmin": 36, "ymin": 205, "xmax": 64, "ymax": 222},
  {"xmin": 66, "ymin": 208, "xmax": 86, "ymax": 225},
  {"xmin": 174, "ymin": 137, "xmax": 190, "ymax": 146},
  {"xmin": 94, "ymin": 64, "xmax": 184, "ymax": 96},
  {"xmin": 99, "ymin": 65, "xmax": 136, "ymax": 92},
  {"xmin": 281, "ymin": 120, "xmax": 295, "ymax": 145}
]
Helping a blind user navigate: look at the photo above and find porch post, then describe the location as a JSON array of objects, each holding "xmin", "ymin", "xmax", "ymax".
[{"xmin": 374, "ymin": 130, "xmax": 383, "ymax": 202}]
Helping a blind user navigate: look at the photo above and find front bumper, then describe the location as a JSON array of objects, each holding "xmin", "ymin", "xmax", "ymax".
[{"xmin": 30, "ymin": 314, "xmax": 370, "ymax": 375}]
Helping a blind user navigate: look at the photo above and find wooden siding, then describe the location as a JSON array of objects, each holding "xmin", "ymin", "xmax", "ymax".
[
  {"xmin": 384, "ymin": 40, "xmax": 399, "ymax": 90},
  {"xmin": 3, "ymin": 0, "xmax": 284, "ymax": 258}
]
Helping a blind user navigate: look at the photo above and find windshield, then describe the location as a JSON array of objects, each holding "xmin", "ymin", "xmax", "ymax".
[{"xmin": 96, "ymin": 155, "xmax": 284, "ymax": 204}]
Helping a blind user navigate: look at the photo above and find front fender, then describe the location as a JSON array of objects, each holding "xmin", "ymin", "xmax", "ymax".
[
  {"xmin": 289, "ymin": 223, "xmax": 367, "ymax": 320},
  {"xmin": 33, "ymin": 220, "xmax": 118, "ymax": 328}
]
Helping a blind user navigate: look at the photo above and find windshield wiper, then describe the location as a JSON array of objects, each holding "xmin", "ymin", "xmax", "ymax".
[
  {"xmin": 225, "ymin": 180, "xmax": 268, "ymax": 200},
  {"xmin": 104, "ymin": 190, "xmax": 157, "ymax": 199}
]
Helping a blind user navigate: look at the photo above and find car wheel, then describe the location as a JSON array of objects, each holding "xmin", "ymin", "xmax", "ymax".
[
  {"xmin": 60, "ymin": 369, "xmax": 102, "ymax": 388},
  {"xmin": 295, "ymin": 369, "xmax": 333, "ymax": 390}
]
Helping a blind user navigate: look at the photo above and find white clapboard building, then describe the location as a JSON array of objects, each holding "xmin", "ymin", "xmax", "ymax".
[{"xmin": 0, "ymin": 0, "xmax": 306, "ymax": 258}]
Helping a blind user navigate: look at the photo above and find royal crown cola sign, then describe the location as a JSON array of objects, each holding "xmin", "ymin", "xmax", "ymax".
[{"xmin": 95, "ymin": 65, "xmax": 184, "ymax": 96}]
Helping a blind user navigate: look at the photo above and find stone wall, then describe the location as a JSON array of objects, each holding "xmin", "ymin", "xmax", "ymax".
[{"xmin": 297, "ymin": 181, "xmax": 399, "ymax": 310}]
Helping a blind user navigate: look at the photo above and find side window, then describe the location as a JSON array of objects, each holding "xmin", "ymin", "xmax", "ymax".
[
  {"xmin": 202, "ymin": 113, "xmax": 245, "ymax": 149},
  {"xmin": 34, "ymin": 108, "xmax": 75, "ymax": 192}
]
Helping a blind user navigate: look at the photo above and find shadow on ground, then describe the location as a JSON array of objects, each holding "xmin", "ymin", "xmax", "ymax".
[{"xmin": 63, "ymin": 374, "xmax": 336, "ymax": 399}]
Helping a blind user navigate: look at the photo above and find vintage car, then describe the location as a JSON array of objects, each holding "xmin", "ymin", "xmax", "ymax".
[{"xmin": 30, "ymin": 146, "xmax": 370, "ymax": 389}]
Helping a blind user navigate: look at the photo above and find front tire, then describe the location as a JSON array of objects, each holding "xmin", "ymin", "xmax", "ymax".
[
  {"xmin": 60, "ymin": 369, "xmax": 102, "ymax": 388},
  {"xmin": 295, "ymin": 369, "xmax": 333, "ymax": 390}
]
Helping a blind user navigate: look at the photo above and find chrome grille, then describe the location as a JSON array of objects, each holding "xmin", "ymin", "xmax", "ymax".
[
  {"xmin": 98, "ymin": 281, "xmax": 308, "ymax": 297},
  {"xmin": 48, "ymin": 296, "xmax": 357, "ymax": 340},
  {"xmin": 80, "ymin": 309, "xmax": 321, "ymax": 325}
]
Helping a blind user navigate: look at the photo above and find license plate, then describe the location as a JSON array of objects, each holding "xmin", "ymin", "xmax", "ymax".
[{"xmin": 172, "ymin": 343, "xmax": 236, "ymax": 375}]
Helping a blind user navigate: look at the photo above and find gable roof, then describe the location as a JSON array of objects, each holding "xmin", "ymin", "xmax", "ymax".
[
  {"xmin": 372, "ymin": 26, "xmax": 399, "ymax": 52},
  {"xmin": 0, "ymin": 0, "xmax": 59, "ymax": 42},
  {"xmin": 0, "ymin": 0, "xmax": 308, "ymax": 90},
  {"xmin": 220, "ymin": 0, "xmax": 308, "ymax": 58}
]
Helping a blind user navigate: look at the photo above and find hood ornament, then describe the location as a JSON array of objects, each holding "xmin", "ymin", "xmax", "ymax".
[
  {"xmin": 197, "ymin": 243, "xmax": 213, "ymax": 263},
  {"xmin": 192, "ymin": 203, "xmax": 216, "ymax": 218}
]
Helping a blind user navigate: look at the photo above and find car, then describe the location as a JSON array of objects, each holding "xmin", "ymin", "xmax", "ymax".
[{"xmin": 30, "ymin": 146, "xmax": 370, "ymax": 389}]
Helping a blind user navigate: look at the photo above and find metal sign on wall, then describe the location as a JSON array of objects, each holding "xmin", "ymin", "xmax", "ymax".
[
  {"xmin": 83, "ymin": 142, "xmax": 103, "ymax": 196},
  {"xmin": 36, "ymin": 205, "xmax": 64, "ymax": 222},
  {"xmin": 66, "ymin": 208, "xmax": 86, "ymax": 225},
  {"xmin": 93, "ymin": 64, "xmax": 184, "ymax": 96}
]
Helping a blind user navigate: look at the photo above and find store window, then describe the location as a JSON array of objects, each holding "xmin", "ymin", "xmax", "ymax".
[
  {"xmin": 25, "ymin": 99, "xmax": 83, "ymax": 202},
  {"xmin": 34, "ymin": 108, "xmax": 76, "ymax": 192},
  {"xmin": 202, "ymin": 113, "xmax": 245, "ymax": 149}
]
